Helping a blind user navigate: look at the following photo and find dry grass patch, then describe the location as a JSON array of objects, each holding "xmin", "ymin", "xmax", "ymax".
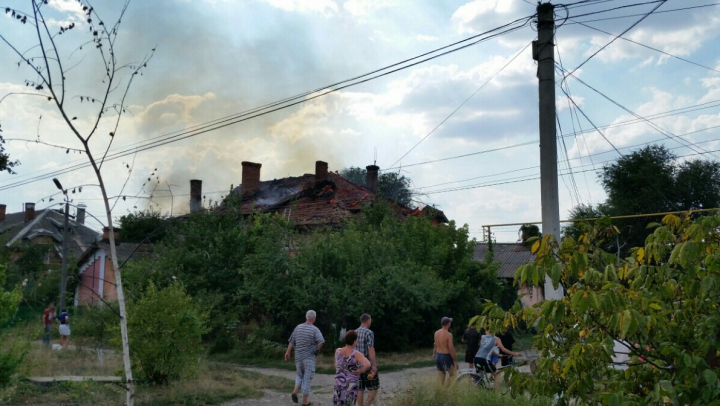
[
  {"xmin": 390, "ymin": 377, "xmax": 553, "ymax": 406},
  {"xmin": 21, "ymin": 343, "xmax": 122, "ymax": 378}
]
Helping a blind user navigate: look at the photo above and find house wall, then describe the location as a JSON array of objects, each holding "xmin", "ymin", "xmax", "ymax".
[
  {"xmin": 78, "ymin": 251, "xmax": 105, "ymax": 306},
  {"xmin": 102, "ymin": 256, "xmax": 118, "ymax": 302},
  {"xmin": 518, "ymin": 283, "xmax": 544, "ymax": 307}
]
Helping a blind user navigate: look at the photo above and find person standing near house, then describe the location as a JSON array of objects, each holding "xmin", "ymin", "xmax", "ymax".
[
  {"xmin": 461, "ymin": 324, "xmax": 480, "ymax": 369},
  {"xmin": 432, "ymin": 317, "xmax": 458, "ymax": 385},
  {"xmin": 285, "ymin": 310, "xmax": 325, "ymax": 405},
  {"xmin": 58, "ymin": 308, "xmax": 70, "ymax": 348},
  {"xmin": 497, "ymin": 328, "xmax": 516, "ymax": 367},
  {"xmin": 356, "ymin": 314, "xmax": 378, "ymax": 406},
  {"xmin": 42, "ymin": 302, "xmax": 55, "ymax": 345}
]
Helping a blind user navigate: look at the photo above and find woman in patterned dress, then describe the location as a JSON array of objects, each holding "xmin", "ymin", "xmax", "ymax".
[{"xmin": 334, "ymin": 330, "xmax": 371, "ymax": 406}]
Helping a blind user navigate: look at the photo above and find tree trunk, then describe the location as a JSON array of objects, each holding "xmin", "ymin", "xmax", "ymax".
[{"xmin": 93, "ymin": 162, "xmax": 134, "ymax": 405}]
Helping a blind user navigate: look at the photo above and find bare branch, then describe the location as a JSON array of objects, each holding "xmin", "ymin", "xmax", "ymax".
[
  {"xmin": 36, "ymin": 2, "xmax": 66, "ymax": 104},
  {"xmin": 110, "ymin": 153, "xmax": 137, "ymax": 212}
]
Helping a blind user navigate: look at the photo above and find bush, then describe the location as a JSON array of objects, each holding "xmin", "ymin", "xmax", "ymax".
[
  {"xmin": 126, "ymin": 282, "xmax": 208, "ymax": 385},
  {"xmin": 72, "ymin": 305, "xmax": 119, "ymax": 363},
  {"xmin": 0, "ymin": 261, "xmax": 26, "ymax": 387}
]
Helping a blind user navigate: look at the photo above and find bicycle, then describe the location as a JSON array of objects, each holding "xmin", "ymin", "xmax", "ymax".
[{"xmin": 455, "ymin": 354, "xmax": 529, "ymax": 390}]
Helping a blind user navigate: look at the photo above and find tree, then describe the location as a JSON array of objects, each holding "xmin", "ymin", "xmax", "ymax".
[
  {"xmin": 569, "ymin": 145, "xmax": 720, "ymax": 256},
  {"xmin": 1, "ymin": 2, "xmax": 155, "ymax": 403},
  {"xmin": 118, "ymin": 210, "xmax": 168, "ymax": 243},
  {"xmin": 0, "ymin": 261, "xmax": 25, "ymax": 388},
  {"xmin": 483, "ymin": 213, "xmax": 720, "ymax": 405},
  {"xmin": 675, "ymin": 160, "xmax": 720, "ymax": 210},
  {"xmin": 126, "ymin": 282, "xmax": 208, "ymax": 385},
  {"xmin": 340, "ymin": 167, "xmax": 414, "ymax": 207},
  {"xmin": 562, "ymin": 204, "xmax": 605, "ymax": 241},
  {"xmin": 0, "ymin": 127, "xmax": 19, "ymax": 174}
]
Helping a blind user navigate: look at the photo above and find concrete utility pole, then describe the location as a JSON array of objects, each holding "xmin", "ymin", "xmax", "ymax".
[
  {"xmin": 59, "ymin": 201, "xmax": 69, "ymax": 310},
  {"xmin": 53, "ymin": 178, "xmax": 70, "ymax": 310},
  {"xmin": 534, "ymin": 2, "xmax": 563, "ymax": 300}
]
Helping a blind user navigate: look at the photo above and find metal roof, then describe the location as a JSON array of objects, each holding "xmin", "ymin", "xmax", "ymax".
[{"xmin": 473, "ymin": 242, "xmax": 535, "ymax": 279}]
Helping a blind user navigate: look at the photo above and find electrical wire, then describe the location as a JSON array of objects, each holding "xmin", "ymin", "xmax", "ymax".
[{"xmin": 0, "ymin": 15, "xmax": 535, "ymax": 192}]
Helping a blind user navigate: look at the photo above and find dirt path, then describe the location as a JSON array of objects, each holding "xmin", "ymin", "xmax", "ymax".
[{"xmin": 221, "ymin": 365, "xmax": 437, "ymax": 406}]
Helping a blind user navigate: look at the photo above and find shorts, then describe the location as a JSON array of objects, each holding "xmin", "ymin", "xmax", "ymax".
[
  {"xmin": 474, "ymin": 357, "xmax": 496, "ymax": 374},
  {"xmin": 465, "ymin": 347, "xmax": 479, "ymax": 363},
  {"xmin": 491, "ymin": 355, "xmax": 499, "ymax": 364},
  {"xmin": 359, "ymin": 372, "xmax": 379, "ymax": 391},
  {"xmin": 59, "ymin": 324, "xmax": 71, "ymax": 336},
  {"xmin": 436, "ymin": 353, "xmax": 454, "ymax": 372}
]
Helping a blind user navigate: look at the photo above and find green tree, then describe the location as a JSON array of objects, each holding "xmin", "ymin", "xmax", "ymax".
[
  {"xmin": 118, "ymin": 210, "xmax": 167, "ymax": 243},
  {"xmin": 570, "ymin": 145, "xmax": 720, "ymax": 256},
  {"xmin": 485, "ymin": 213, "xmax": 720, "ymax": 405},
  {"xmin": 126, "ymin": 282, "xmax": 208, "ymax": 385},
  {"xmin": 72, "ymin": 305, "xmax": 119, "ymax": 365},
  {"xmin": 121, "ymin": 195, "xmax": 292, "ymax": 351},
  {"xmin": 340, "ymin": 167, "xmax": 414, "ymax": 207},
  {"xmin": 0, "ymin": 261, "xmax": 26, "ymax": 387},
  {"xmin": 675, "ymin": 160, "xmax": 720, "ymax": 210},
  {"xmin": 0, "ymin": 128, "xmax": 19, "ymax": 174}
]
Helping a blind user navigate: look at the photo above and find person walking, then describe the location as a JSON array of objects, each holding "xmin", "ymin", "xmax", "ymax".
[
  {"xmin": 461, "ymin": 324, "xmax": 480, "ymax": 369},
  {"xmin": 432, "ymin": 317, "xmax": 458, "ymax": 385},
  {"xmin": 333, "ymin": 330, "xmax": 371, "ymax": 406},
  {"xmin": 474, "ymin": 327, "xmax": 521, "ymax": 392},
  {"xmin": 285, "ymin": 310, "xmax": 325, "ymax": 405},
  {"xmin": 42, "ymin": 303, "xmax": 55, "ymax": 346},
  {"xmin": 356, "ymin": 314, "xmax": 378, "ymax": 406},
  {"xmin": 58, "ymin": 308, "xmax": 71, "ymax": 348}
]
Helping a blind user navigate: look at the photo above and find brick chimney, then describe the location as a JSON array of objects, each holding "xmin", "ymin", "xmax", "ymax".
[
  {"xmin": 241, "ymin": 161, "xmax": 262, "ymax": 197},
  {"xmin": 190, "ymin": 179, "xmax": 202, "ymax": 212},
  {"xmin": 366, "ymin": 165, "xmax": 379, "ymax": 193},
  {"xmin": 0, "ymin": 204, "xmax": 5, "ymax": 222},
  {"xmin": 102, "ymin": 227, "xmax": 120, "ymax": 244},
  {"xmin": 76, "ymin": 204, "xmax": 87, "ymax": 224},
  {"xmin": 315, "ymin": 161, "xmax": 328, "ymax": 183},
  {"xmin": 24, "ymin": 202, "xmax": 36, "ymax": 222}
]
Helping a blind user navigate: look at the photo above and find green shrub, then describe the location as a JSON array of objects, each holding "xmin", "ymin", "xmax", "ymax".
[
  {"xmin": 0, "ymin": 261, "xmax": 26, "ymax": 387},
  {"xmin": 72, "ymin": 304, "xmax": 119, "ymax": 363},
  {"xmin": 126, "ymin": 282, "xmax": 208, "ymax": 385}
]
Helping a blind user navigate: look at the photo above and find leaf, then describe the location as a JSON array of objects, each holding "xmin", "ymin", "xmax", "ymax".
[
  {"xmin": 531, "ymin": 239, "xmax": 540, "ymax": 254},
  {"xmin": 649, "ymin": 303, "xmax": 662, "ymax": 311},
  {"xmin": 704, "ymin": 369, "xmax": 718, "ymax": 386},
  {"xmin": 620, "ymin": 309, "xmax": 632, "ymax": 338}
]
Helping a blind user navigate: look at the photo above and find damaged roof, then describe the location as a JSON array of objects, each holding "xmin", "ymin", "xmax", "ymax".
[{"xmin": 231, "ymin": 172, "xmax": 447, "ymax": 228}]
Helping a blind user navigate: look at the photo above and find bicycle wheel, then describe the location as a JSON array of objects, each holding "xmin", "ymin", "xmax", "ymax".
[{"xmin": 456, "ymin": 372, "xmax": 486, "ymax": 388}]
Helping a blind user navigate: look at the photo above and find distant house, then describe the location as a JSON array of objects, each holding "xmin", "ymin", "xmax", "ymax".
[
  {"xmin": 0, "ymin": 202, "xmax": 99, "ymax": 263},
  {"xmin": 75, "ymin": 227, "xmax": 152, "ymax": 306},
  {"xmin": 185, "ymin": 160, "xmax": 448, "ymax": 229},
  {"xmin": 473, "ymin": 242, "xmax": 545, "ymax": 307}
]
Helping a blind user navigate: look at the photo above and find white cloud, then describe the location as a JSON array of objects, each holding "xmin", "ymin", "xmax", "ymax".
[
  {"xmin": 261, "ymin": 0, "xmax": 338, "ymax": 16},
  {"xmin": 343, "ymin": 0, "xmax": 393, "ymax": 16},
  {"xmin": 416, "ymin": 34, "xmax": 439, "ymax": 42},
  {"xmin": 451, "ymin": 0, "xmax": 523, "ymax": 35}
]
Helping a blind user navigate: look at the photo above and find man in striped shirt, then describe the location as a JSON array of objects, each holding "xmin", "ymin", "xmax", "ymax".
[
  {"xmin": 356, "ymin": 314, "xmax": 378, "ymax": 406},
  {"xmin": 285, "ymin": 310, "xmax": 325, "ymax": 405}
]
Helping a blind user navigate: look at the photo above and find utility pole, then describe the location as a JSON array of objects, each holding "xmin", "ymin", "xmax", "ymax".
[
  {"xmin": 59, "ymin": 200, "xmax": 69, "ymax": 310},
  {"xmin": 534, "ymin": 2, "xmax": 563, "ymax": 300},
  {"xmin": 53, "ymin": 178, "xmax": 70, "ymax": 310}
]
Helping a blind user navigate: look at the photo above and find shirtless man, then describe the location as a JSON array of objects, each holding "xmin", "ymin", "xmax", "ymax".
[{"xmin": 432, "ymin": 317, "xmax": 458, "ymax": 385}]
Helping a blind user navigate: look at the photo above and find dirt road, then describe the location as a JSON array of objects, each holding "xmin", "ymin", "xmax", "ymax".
[{"xmin": 221, "ymin": 365, "xmax": 437, "ymax": 406}]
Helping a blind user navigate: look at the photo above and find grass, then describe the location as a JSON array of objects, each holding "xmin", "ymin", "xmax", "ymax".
[
  {"xmin": 0, "ymin": 341, "xmax": 295, "ymax": 405},
  {"xmin": 389, "ymin": 378, "xmax": 553, "ymax": 406},
  {"xmin": 217, "ymin": 346, "xmax": 436, "ymax": 374}
]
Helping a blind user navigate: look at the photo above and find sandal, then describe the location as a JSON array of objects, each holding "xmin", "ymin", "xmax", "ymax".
[{"xmin": 291, "ymin": 393, "xmax": 298, "ymax": 403}]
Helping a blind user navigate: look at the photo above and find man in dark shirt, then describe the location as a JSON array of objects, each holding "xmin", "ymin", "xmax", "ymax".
[
  {"xmin": 461, "ymin": 325, "xmax": 480, "ymax": 369},
  {"xmin": 497, "ymin": 329, "xmax": 516, "ymax": 367}
]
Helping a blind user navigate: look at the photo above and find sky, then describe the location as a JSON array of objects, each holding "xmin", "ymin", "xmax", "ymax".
[{"xmin": 1, "ymin": 0, "xmax": 719, "ymax": 242}]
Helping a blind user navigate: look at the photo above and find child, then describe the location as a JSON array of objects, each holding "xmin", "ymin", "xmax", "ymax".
[{"xmin": 490, "ymin": 346, "xmax": 500, "ymax": 368}]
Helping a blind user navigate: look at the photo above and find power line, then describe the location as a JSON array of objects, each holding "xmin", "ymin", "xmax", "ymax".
[
  {"xmin": 558, "ymin": 65, "xmax": 720, "ymax": 160},
  {"xmin": 0, "ymin": 15, "xmax": 535, "ymax": 192},
  {"xmin": 572, "ymin": 20, "xmax": 720, "ymax": 75},
  {"xmin": 565, "ymin": 2, "xmax": 720, "ymax": 25},
  {"xmin": 389, "ymin": 40, "xmax": 533, "ymax": 168},
  {"xmin": 562, "ymin": 0, "xmax": 666, "ymax": 80}
]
